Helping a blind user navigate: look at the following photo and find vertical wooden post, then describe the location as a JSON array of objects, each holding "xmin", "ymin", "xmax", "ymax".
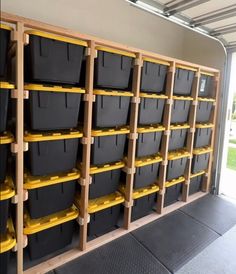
[
  {"xmin": 15, "ymin": 22, "xmax": 25, "ymax": 274},
  {"xmin": 182, "ymin": 69, "xmax": 200, "ymax": 202},
  {"xmin": 123, "ymin": 53, "xmax": 142, "ymax": 229},
  {"xmin": 79, "ymin": 41, "xmax": 95, "ymax": 250},
  {"xmin": 202, "ymin": 72, "xmax": 220, "ymax": 192},
  {"xmin": 157, "ymin": 62, "xmax": 175, "ymax": 213}
]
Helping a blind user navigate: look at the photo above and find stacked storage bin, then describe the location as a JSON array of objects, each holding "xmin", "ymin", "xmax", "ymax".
[
  {"xmin": 189, "ymin": 171, "xmax": 205, "ymax": 196},
  {"xmin": 23, "ymin": 30, "xmax": 87, "ymax": 259},
  {"xmin": 192, "ymin": 147, "xmax": 212, "ymax": 174}
]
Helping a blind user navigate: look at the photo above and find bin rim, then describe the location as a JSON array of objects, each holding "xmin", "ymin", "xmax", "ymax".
[
  {"xmin": 93, "ymin": 89, "xmax": 133, "ymax": 97},
  {"xmin": 74, "ymin": 192, "xmax": 124, "ymax": 214},
  {"xmin": 140, "ymin": 93, "xmax": 168, "ymax": 99},
  {"xmin": 23, "ymin": 205, "xmax": 78, "ymax": 235},
  {"xmin": 170, "ymin": 123, "xmax": 190, "ymax": 130},
  {"xmin": 0, "ymin": 132, "xmax": 14, "ymax": 145},
  {"xmin": 168, "ymin": 149, "xmax": 190, "ymax": 160},
  {"xmin": 142, "ymin": 56, "xmax": 170, "ymax": 66},
  {"xmin": 190, "ymin": 171, "xmax": 205, "ymax": 178},
  {"xmin": 137, "ymin": 124, "xmax": 165, "ymax": 133},
  {"xmin": 193, "ymin": 146, "xmax": 212, "ymax": 155},
  {"xmin": 172, "ymin": 95, "xmax": 193, "ymax": 101},
  {"xmin": 135, "ymin": 154, "xmax": 162, "ymax": 167},
  {"xmin": 198, "ymin": 97, "xmax": 215, "ymax": 102},
  {"xmin": 24, "ymin": 84, "xmax": 85, "ymax": 94},
  {"xmin": 165, "ymin": 176, "xmax": 185, "ymax": 188},
  {"xmin": 89, "ymin": 161, "xmax": 125, "ymax": 175},
  {"xmin": 24, "ymin": 129, "xmax": 83, "ymax": 142},
  {"xmin": 91, "ymin": 127, "xmax": 129, "ymax": 137},
  {"xmin": 0, "ymin": 176, "xmax": 15, "ymax": 201},
  {"xmin": 0, "ymin": 23, "xmax": 13, "ymax": 31},
  {"xmin": 0, "ymin": 219, "xmax": 16, "ymax": 254},
  {"xmin": 0, "ymin": 82, "xmax": 15, "ymax": 89},
  {"xmin": 119, "ymin": 184, "xmax": 159, "ymax": 199},
  {"xmin": 176, "ymin": 64, "xmax": 197, "ymax": 72},
  {"xmin": 25, "ymin": 30, "xmax": 88, "ymax": 47},
  {"xmin": 24, "ymin": 169, "xmax": 80, "ymax": 190},
  {"xmin": 95, "ymin": 46, "xmax": 135, "ymax": 58},
  {"xmin": 195, "ymin": 123, "xmax": 214, "ymax": 129},
  {"xmin": 200, "ymin": 71, "xmax": 215, "ymax": 77}
]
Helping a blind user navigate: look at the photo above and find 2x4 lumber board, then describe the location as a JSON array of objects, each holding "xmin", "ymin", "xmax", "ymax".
[
  {"xmin": 202, "ymin": 72, "xmax": 220, "ymax": 192},
  {"xmin": 157, "ymin": 62, "xmax": 176, "ymax": 214},
  {"xmin": 79, "ymin": 41, "xmax": 96, "ymax": 251},
  {"xmin": 182, "ymin": 69, "xmax": 201, "ymax": 202},
  {"xmin": 0, "ymin": 12, "xmax": 219, "ymax": 74},
  {"xmin": 123, "ymin": 53, "xmax": 142, "ymax": 229},
  {"xmin": 23, "ymin": 191, "xmax": 207, "ymax": 274}
]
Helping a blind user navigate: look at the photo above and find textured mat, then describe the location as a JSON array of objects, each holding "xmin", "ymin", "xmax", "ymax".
[
  {"xmin": 54, "ymin": 234, "xmax": 170, "ymax": 274},
  {"xmin": 131, "ymin": 210, "xmax": 219, "ymax": 273},
  {"xmin": 180, "ymin": 194, "xmax": 236, "ymax": 235}
]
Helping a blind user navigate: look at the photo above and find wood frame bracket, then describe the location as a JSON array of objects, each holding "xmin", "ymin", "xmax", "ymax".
[
  {"xmin": 12, "ymin": 235, "xmax": 28, "ymax": 252},
  {"xmin": 79, "ymin": 176, "xmax": 92, "ymax": 186},
  {"xmin": 11, "ymin": 89, "xmax": 29, "ymax": 99},
  {"xmin": 192, "ymin": 100, "xmax": 198, "ymax": 106},
  {"xmin": 81, "ymin": 137, "xmax": 94, "ymax": 145},
  {"xmin": 122, "ymin": 166, "xmax": 136, "ymax": 174},
  {"xmin": 159, "ymin": 188, "xmax": 165, "ymax": 195},
  {"xmin": 161, "ymin": 160, "xmax": 168, "ymax": 166},
  {"xmin": 164, "ymin": 130, "xmax": 170, "ymax": 136},
  {"xmin": 128, "ymin": 133, "xmax": 138, "ymax": 140},
  {"xmin": 166, "ymin": 99, "xmax": 173, "ymax": 105},
  {"xmin": 11, "ymin": 31, "xmax": 29, "ymax": 45},
  {"xmin": 11, "ymin": 190, "xmax": 28, "ymax": 204},
  {"xmin": 77, "ymin": 215, "xmax": 90, "ymax": 226},
  {"xmin": 83, "ymin": 94, "xmax": 96, "ymax": 102},
  {"xmin": 11, "ymin": 142, "xmax": 28, "ymax": 153},
  {"xmin": 135, "ymin": 58, "xmax": 143, "ymax": 66},
  {"xmin": 85, "ymin": 47, "xmax": 91, "ymax": 56},
  {"xmin": 123, "ymin": 200, "xmax": 134, "ymax": 208},
  {"xmin": 189, "ymin": 127, "xmax": 195, "ymax": 133},
  {"xmin": 131, "ymin": 97, "xmax": 140, "ymax": 104}
]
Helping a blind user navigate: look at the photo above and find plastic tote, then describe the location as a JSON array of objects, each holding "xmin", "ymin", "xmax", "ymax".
[
  {"xmin": 0, "ymin": 132, "xmax": 14, "ymax": 183},
  {"xmin": 24, "ymin": 206, "xmax": 78, "ymax": 259},
  {"xmin": 0, "ymin": 177, "xmax": 15, "ymax": 234},
  {"xmin": 91, "ymin": 127, "xmax": 129, "ymax": 165},
  {"xmin": 164, "ymin": 177, "xmax": 184, "ymax": 206},
  {"xmin": 194, "ymin": 123, "xmax": 213, "ymax": 148},
  {"xmin": 0, "ymin": 24, "xmax": 12, "ymax": 80},
  {"xmin": 94, "ymin": 46, "xmax": 134, "ymax": 90},
  {"xmin": 136, "ymin": 125, "xmax": 164, "ymax": 158},
  {"xmin": 138, "ymin": 93, "xmax": 166, "ymax": 125},
  {"xmin": 192, "ymin": 147, "xmax": 212, "ymax": 174},
  {"xmin": 189, "ymin": 171, "xmax": 204, "ymax": 195},
  {"xmin": 24, "ymin": 130, "xmax": 82, "ymax": 176},
  {"xmin": 169, "ymin": 124, "xmax": 189, "ymax": 151},
  {"xmin": 93, "ymin": 90, "xmax": 132, "ymax": 128},
  {"xmin": 140, "ymin": 57, "xmax": 169, "ymax": 93},
  {"xmin": 24, "ymin": 170, "xmax": 79, "ymax": 219},
  {"xmin": 173, "ymin": 65, "xmax": 195, "ymax": 95},
  {"xmin": 196, "ymin": 98, "xmax": 214, "ymax": 123},
  {"xmin": 24, "ymin": 30, "xmax": 87, "ymax": 84},
  {"xmin": 75, "ymin": 192, "xmax": 124, "ymax": 237},
  {"xmin": 0, "ymin": 219, "xmax": 16, "ymax": 274},
  {"xmin": 0, "ymin": 82, "xmax": 14, "ymax": 133},
  {"xmin": 171, "ymin": 96, "xmax": 192, "ymax": 124},
  {"xmin": 198, "ymin": 73, "xmax": 214, "ymax": 98},
  {"xmin": 25, "ymin": 84, "xmax": 85, "ymax": 130}
]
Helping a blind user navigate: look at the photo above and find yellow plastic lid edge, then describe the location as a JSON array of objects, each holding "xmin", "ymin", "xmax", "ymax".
[
  {"xmin": 24, "ymin": 131, "xmax": 83, "ymax": 142},
  {"xmin": 93, "ymin": 89, "xmax": 133, "ymax": 97},
  {"xmin": 0, "ymin": 82, "xmax": 15, "ymax": 89},
  {"xmin": 168, "ymin": 150, "xmax": 190, "ymax": 160},
  {"xmin": 198, "ymin": 97, "xmax": 215, "ymax": 102},
  {"xmin": 133, "ymin": 185, "xmax": 159, "ymax": 199},
  {"xmin": 172, "ymin": 95, "xmax": 193, "ymax": 101},
  {"xmin": 96, "ymin": 46, "xmax": 135, "ymax": 58},
  {"xmin": 0, "ymin": 23, "xmax": 13, "ymax": 31},
  {"xmin": 195, "ymin": 123, "xmax": 214, "ymax": 129},
  {"xmin": 143, "ymin": 57, "xmax": 170, "ymax": 66},
  {"xmin": 25, "ymin": 30, "xmax": 88, "ymax": 47},
  {"xmin": 92, "ymin": 127, "xmax": 130, "ymax": 137},
  {"xmin": 0, "ymin": 219, "xmax": 16, "ymax": 253},
  {"xmin": 0, "ymin": 132, "xmax": 14, "ymax": 144},
  {"xmin": 90, "ymin": 161, "xmax": 125, "ymax": 175},
  {"xmin": 201, "ymin": 71, "xmax": 215, "ymax": 77},
  {"xmin": 165, "ymin": 176, "xmax": 185, "ymax": 188},
  {"xmin": 137, "ymin": 125, "xmax": 165, "ymax": 133},
  {"xmin": 140, "ymin": 93, "xmax": 168, "ymax": 99},
  {"xmin": 135, "ymin": 156, "xmax": 163, "ymax": 167},
  {"xmin": 24, "ymin": 84, "xmax": 85, "ymax": 94},
  {"xmin": 176, "ymin": 64, "xmax": 197, "ymax": 72},
  {"xmin": 193, "ymin": 147, "xmax": 212, "ymax": 155},
  {"xmin": 190, "ymin": 171, "xmax": 205, "ymax": 178},
  {"xmin": 170, "ymin": 123, "xmax": 190, "ymax": 130},
  {"xmin": 0, "ymin": 177, "xmax": 15, "ymax": 201}
]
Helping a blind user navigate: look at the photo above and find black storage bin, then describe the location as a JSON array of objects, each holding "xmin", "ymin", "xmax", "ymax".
[
  {"xmin": 198, "ymin": 74, "xmax": 214, "ymax": 98},
  {"xmin": 169, "ymin": 126, "xmax": 189, "ymax": 151},
  {"xmin": 134, "ymin": 155, "xmax": 162, "ymax": 189},
  {"xmin": 0, "ymin": 83, "xmax": 14, "ymax": 133},
  {"xmin": 25, "ymin": 84, "xmax": 84, "ymax": 130},
  {"xmin": 25, "ymin": 130, "xmax": 81, "ymax": 176},
  {"xmin": 194, "ymin": 126, "xmax": 212, "ymax": 148},
  {"xmin": 138, "ymin": 95, "xmax": 166, "ymax": 125},
  {"xmin": 91, "ymin": 128, "xmax": 128, "ymax": 165},
  {"xmin": 192, "ymin": 148, "xmax": 211, "ymax": 174},
  {"xmin": 189, "ymin": 174, "xmax": 203, "ymax": 195},
  {"xmin": 94, "ymin": 47, "xmax": 134, "ymax": 90},
  {"xmin": 93, "ymin": 90, "xmax": 131, "ymax": 128},
  {"xmin": 167, "ymin": 151, "xmax": 189, "ymax": 181},
  {"xmin": 173, "ymin": 67, "xmax": 195, "ymax": 95},
  {"xmin": 24, "ymin": 206, "xmax": 78, "ymax": 260},
  {"xmin": 164, "ymin": 181, "xmax": 183, "ymax": 207},
  {"xmin": 196, "ymin": 100, "xmax": 213, "ymax": 123},
  {"xmin": 24, "ymin": 30, "xmax": 87, "ymax": 84},
  {"xmin": 140, "ymin": 59, "xmax": 168, "ymax": 93},
  {"xmin": 171, "ymin": 98, "xmax": 191, "ymax": 124},
  {"xmin": 0, "ymin": 132, "xmax": 13, "ymax": 183},
  {"xmin": 0, "ymin": 25, "xmax": 11, "ymax": 80},
  {"xmin": 136, "ymin": 126, "xmax": 164, "ymax": 158},
  {"xmin": 24, "ymin": 170, "xmax": 79, "ymax": 219},
  {"xmin": 0, "ymin": 219, "xmax": 16, "ymax": 274},
  {"xmin": 89, "ymin": 162, "xmax": 124, "ymax": 199}
]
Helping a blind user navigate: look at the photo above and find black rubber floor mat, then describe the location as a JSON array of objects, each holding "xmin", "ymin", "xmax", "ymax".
[
  {"xmin": 131, "ymin": 210, "xmax": 219, "ymax": 273},
  {"xmin": 54, "ymin": 234, "xmax": 170, "ymax": 274},
  {"xmin": 180, "ymin": 194, "xmax": 236, "ymax": 235}
]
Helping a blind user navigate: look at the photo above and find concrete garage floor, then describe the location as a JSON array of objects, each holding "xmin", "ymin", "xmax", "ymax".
[{"xmin": 176, "ymin": 225, "xmax": 236, "ymax": 274}]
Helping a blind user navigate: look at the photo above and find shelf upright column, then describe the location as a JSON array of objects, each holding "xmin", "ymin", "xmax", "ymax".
[
  {"xmin": 123, "ymin": 53, "xmax": 142, "ymax": 229},
  {"xmin": 79, "ymin": 41, "xmax": 96, "ymax": 250},
  {"xmin": 202, "ymin": 72, "xmax": 220, "ymax": 192},
  {"xmin": 182, "ymin": 68, "xmax": 200, "ymax": 202},
  {"xmin": 157, "ymin": 62, "xmax": 175, "ymax": 214}
]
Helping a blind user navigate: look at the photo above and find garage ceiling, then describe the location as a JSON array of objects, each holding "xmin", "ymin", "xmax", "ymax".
[{"xmin": 127, "ymin": 0, "xmax": 236, "ymax": 50}]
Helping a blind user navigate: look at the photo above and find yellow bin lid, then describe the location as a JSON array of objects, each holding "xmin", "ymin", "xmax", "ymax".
[
  {"xmin": 24, "ymin": 84, "xmax": 85, "ymax": 94},
  {"xmin": 0, "ymin": 219, "xmax": 16, "ymax": 254},
  {"xmin": 119, "ymin": 184, "xmax": 159, "ymax": 199},
  {"xmin": 165, "ymin": 176, "xmax": 185, "ymax": 188},
  {"xmin": 190, "ymin": 171, "xmax": 205, "ymax": 178},
  {"xmin": 0, "ymin": 24, "xmax": 13, "ymax": 31},
  {"xmin": 170, "ymin": 123, "xmax": 190, "ymax": 130},
  {"xmin": 0, "ymin": 132, "xmax": 14, "ymax": 145},
  {"xmin": 168, "ymin": 149, "xmax": 190, "ymax": 160},
  {"xmin": 0, "ymin": 82, "xmax": 15, "ymax": 89},
  {"xmin": 135, "ymin": 154, "xmax": 162, "ymax": 167},
  {"xmin": 93, "ymin": 89, "xmax": 133, "ymax": 97},
  {"xmin": 137, "ymin": 125, "xmax": 165, "ymax": 134},
  {"xmin": 0, "ymin": 177, "xmax": 15, "ymax": 201},
  {"xmin": 89, "ymin": 161, "xmax": 125, "ymax": 175},
  {"xmin": 140, "ymin": 93, "xmax": 167, "ymax": 99},
  {"xmin": 91, "ymin": 127, "xmax": 130, "ymax": 137},
  {"xmin": 96, "ymin": 46, "xmax": 135, "ymax": 58}
]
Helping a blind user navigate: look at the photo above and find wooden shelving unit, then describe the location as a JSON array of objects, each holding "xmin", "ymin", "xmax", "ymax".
[{"xmin": 1, "ymin": 12, "xmax": 220, "ymax": 274}]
